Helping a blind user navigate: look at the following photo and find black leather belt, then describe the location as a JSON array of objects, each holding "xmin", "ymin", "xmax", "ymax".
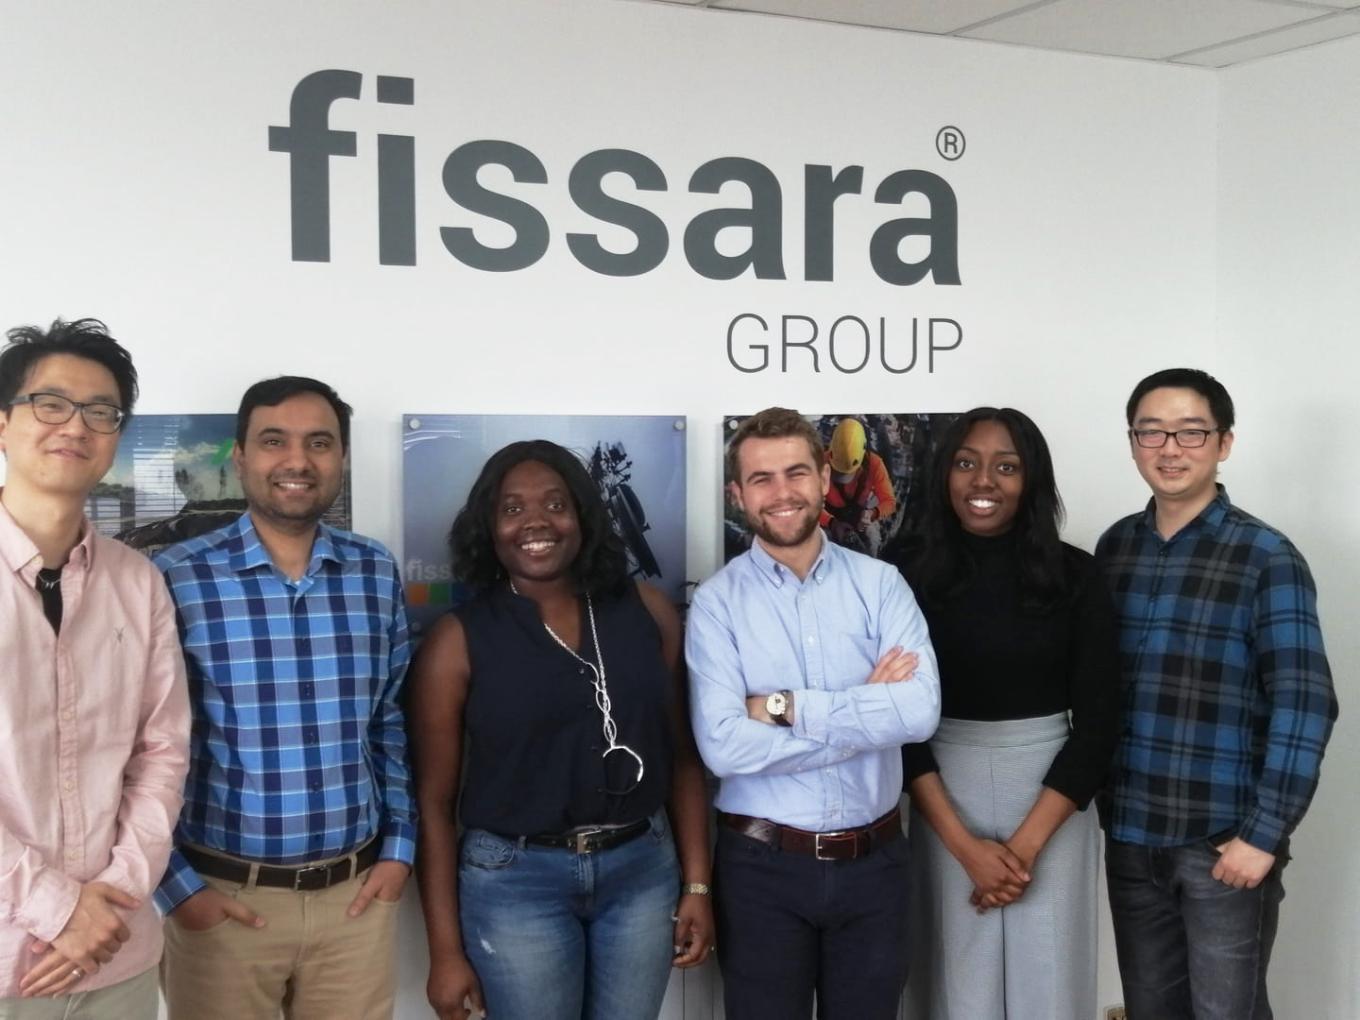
[
  {"xmin": 719, "ymin": 807, "xmax": 902, "ymax": 861},
  {"xmin": 522, "ymin": 818, "xmax": 651, "ymax": 855},
  {"xmin": 182, "ymin": 840, "xmax": 380, "ymax": 891}
]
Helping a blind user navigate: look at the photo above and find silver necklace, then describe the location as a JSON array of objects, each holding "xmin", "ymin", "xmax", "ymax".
[
  {"xmin": 35, "ymin": 570, "xmax": 61, "ymax": 593},
  {"xmin": 511, "ymin": 582, "xmax": 645, "ymax": 793}
]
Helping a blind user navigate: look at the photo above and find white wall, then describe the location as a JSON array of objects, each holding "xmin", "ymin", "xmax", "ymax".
[
  {"xmin": 17, "ymin": 0, "xmax": 1348, "ymax": 1017},
  {"xmin": 1217, "ymin": 34, "xmax": 1360, "ymax": 1020}
]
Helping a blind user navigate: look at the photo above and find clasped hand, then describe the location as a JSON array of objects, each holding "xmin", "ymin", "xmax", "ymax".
[{"xmin": 19, "ymin": 881, "xmax": 138, "ymax": 998}]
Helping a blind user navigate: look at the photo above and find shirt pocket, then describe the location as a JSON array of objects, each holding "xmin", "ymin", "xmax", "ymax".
[{"xmin": 824, "ymin": 632, "xmax": 880, "ymax": 690}]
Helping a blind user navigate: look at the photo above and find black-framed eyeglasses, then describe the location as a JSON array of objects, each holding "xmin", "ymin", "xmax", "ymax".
[
  {"xmin": 1128, "ymin": 427, "xmax": 1226, "ymax": 449},
  {"xmin": 10, "ymin": 392, "xmax": 126, "ymax": 434}
]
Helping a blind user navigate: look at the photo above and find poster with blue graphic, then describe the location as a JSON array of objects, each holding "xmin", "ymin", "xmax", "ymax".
[
  {"xmin": 85, "ymin": 414, "xmax": 352, "ymax": 556},
  {"xmin": 402, "ymin": 414, "xmax": 687, "ymax": 636}
]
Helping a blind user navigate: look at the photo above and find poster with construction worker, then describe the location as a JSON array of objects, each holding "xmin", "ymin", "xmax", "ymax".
[
  {"xmin": 722, "ymin": 412, "xmax": 960, "ymax": 563},
  {"xmin": 401, "ymin": 413, "xmax": 688, "ymax": 637}
]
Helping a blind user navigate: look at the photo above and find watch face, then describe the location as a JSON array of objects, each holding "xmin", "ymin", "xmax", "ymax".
[{"xmin": 766, "ymin": 692, "xmax": 787, "ymax": 716}]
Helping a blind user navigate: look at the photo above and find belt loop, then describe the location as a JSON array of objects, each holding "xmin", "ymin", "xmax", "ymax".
[
  {"xmin": 245, "ymin": 862, "xmax": 260, "ymax": 892},
  {"xmin": 348, "ymin": 852, "xmax": 359, "ymax": 882}
]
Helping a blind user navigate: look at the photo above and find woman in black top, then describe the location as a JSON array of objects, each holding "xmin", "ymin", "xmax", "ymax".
[
  {"xmin": 896, "ymin": 408, "xmax": 1119, "ymax": 1020},
  {"xmin": 410, "ymin": 440, "xmax": 713, "ymax": 1020}
]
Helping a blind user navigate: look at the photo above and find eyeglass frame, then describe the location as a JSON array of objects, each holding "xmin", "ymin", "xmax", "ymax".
[
  {"xmin": 8, "ymin": 391, "xmax": 127, "ymax": 434},
  {"xmin": 1127, "ymin": 426, "xmax": 1228, "ymax": 449}
]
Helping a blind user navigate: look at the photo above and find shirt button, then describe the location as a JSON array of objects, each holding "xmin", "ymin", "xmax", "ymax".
[
  {"xmin": 61, "ymin": 709, "xmax": 74, "ymax": 721},
  {"xmin": 63, "ymin": 780, "xmax": 74, "ymax": 792},
  {"xmin": 67, "ymin": 849, "xmax": 79, "ymax": 860},
  {"xmin": 807, "ymin": 636, "xmax": 816, "ymax": 645}
]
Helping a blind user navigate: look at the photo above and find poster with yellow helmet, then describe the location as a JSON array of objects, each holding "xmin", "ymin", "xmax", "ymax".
[{"xmin": 722, "ymin": 412, "xmax": 959, "ymax": 563}]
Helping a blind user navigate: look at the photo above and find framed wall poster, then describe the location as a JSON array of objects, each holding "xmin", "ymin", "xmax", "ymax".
[
  {"xmin": 722, "ymin": 412, "xmax": 960, "ymax": 564},
  {"xmin": 86, "ymin": 413, "xmax": 353, "ymax": 556},
  {"xmin": 402, "ymin": 413, "xmax": 687, "ymax": 636}
]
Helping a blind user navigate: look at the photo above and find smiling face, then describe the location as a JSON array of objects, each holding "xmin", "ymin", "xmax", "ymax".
[
  {"xmin": 0, "ymin": 353, "xmax": 122, "ymax": 504},
  {"xmin": 232, "ymin": 392, "xmax": 345, "ymax": 531},
  {"xmin": 1129, "ymin": 386, "xmax": 1232, "ymax": 511},
  {"xmin": 947, "ymin": 419, "xmax": 1024, "ymax": 537},
  {"xmin": 730, "ymin": 434, "xmax": 830, "ymax": 552},
  {"xmin": 492, "ymin": 459, "xmax": 583, "ymax": 586}
]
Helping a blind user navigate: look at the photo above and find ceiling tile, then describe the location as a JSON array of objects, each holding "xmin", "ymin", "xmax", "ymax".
[
  {"xmin": 1173, "ymin": 9, "xmax": 1360, "ymax": 64},
  {"xmin": 709, "ymin": 0, "xmax": 1043, "ymax": 34},
  {"xmin": 961, "ymin": 0, "xmax": 1315, "ymax": 59}
]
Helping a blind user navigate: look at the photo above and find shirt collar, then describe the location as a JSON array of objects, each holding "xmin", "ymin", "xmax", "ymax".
[
  {"xmin": 228, "ymin": 511, "xmax": 344, "ymax": 577},
  {"xmin": 0, "ymin": 493, "xmax": 95, "ymax": 578},
  {"xmin": 747, "ymin": 528, "xmax": 832, "ymax": 588},
  {"xmin": 1137, "ymin": 483, "xmax": 1231, "ymax": 539}
]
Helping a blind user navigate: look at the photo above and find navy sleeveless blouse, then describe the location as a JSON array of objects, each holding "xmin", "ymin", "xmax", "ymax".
[{"xmin": 455, "ymin": 583, "xmax": 675, "ymax": 835}]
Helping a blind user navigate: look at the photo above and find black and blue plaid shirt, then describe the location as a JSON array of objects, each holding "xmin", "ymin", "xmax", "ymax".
[
  {"xmin": 152, "ymin": 514, "xmax": 415, "ymax": 911},
  {"xmin": 1096, "ymin": 487, "xmax": 1337, "ymax": 854}
]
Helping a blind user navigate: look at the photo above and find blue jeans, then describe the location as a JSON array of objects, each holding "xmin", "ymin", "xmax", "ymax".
[
  {"xmin": 714, "ymin": 825, "xmax": 911, "ymax": 1020},
  {"xmin": 1106, "ymin": 839, "xmax": 1287, "ymax": 1020},
  {"xmin": 458, "ymin": 810, "xmax": 680, "ymax": 1020}
]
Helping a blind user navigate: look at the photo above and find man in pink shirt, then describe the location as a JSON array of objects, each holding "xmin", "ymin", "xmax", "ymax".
[{"xmin": 0, "ymin": 318, "xmax": 189, "ymax": 1018}]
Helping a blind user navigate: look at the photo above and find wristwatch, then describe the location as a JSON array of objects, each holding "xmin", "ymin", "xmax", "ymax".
[{"xmin": 765, "ymin": 690, "xmax": 794, "ymax": 727}]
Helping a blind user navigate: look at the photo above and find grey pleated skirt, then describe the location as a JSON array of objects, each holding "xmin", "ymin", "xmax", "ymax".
[{"xmin": 902, "ymin": 714, "xmax": 1098, "ymax": 1020}]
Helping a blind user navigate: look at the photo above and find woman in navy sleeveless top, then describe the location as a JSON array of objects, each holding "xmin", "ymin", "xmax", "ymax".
[{"xmin": 410, "ymin": 440, "xmax": 713, "ymax": 1020}]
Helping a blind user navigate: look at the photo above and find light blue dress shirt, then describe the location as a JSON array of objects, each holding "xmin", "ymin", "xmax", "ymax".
[{"xmin": 686, "ymin": 532, "xmax": 940, "ymax": 831}]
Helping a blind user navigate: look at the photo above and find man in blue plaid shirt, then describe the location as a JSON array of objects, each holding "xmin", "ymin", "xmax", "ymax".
[
  {"xmin": 153, "ymin": 377, "xmax": 415, "ymax": 1020},
  {"xmin": 1097, "ymin": 368, "xmax": 1337, "ymax": 1020}
]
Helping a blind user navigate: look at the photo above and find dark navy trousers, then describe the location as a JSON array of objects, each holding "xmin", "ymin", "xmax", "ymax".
[{"xmin": 714, "ymin": 825, "xmax": 911, "ymax": 1020}]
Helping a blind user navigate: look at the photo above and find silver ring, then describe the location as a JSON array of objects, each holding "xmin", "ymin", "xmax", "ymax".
[{"xmin": 71, "ymin": 966, "xmax": 84, "ymax": 979}]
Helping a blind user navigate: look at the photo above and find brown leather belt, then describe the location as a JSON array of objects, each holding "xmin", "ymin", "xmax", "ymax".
[
  {"xmin": 182, "ymin": 840, "xmax": 379, "ymax": 891},
  {"xmin": 719, "ymin": 807, "xmax": 902, "ymax": 862}
]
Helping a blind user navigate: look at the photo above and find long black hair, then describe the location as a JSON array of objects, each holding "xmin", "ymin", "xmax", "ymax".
[
  {"xmin": 449, "ymin": 439, "xmax": 630, "ymax": 596},
  {"xmin": 902, "ymin": 407, "xmax": 1068, "ymax": 613}
]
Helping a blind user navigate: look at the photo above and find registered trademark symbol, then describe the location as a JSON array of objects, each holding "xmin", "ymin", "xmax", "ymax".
[{"xmin": 936, "ymin": 126, "xmax": 965, "ymax": 161}]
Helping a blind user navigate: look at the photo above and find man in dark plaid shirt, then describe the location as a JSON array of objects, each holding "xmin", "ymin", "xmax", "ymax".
[{"xmin": 1097, "ymin": 368, "xmax": 1337, "ymax": 1020}]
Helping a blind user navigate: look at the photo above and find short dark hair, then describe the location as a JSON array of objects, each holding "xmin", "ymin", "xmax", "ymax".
[
  {"xmin": 235, "ymin": 376, "xmax": 352, "ymax": 450},
  {"xmin": 901, "ymin": 407, "xmax": 1068, "ymax": 612},
  {"xmin": 726, "ymin": 407, "xmax": 824, "ymax": 483},
  {"xmin": 449, "ymin": 439, "xmax": 629, "ymax": 597},
  {"xmin": 1125, "ymin": 368, "xmax": 1234, "ymax": 430},
  {"xmin": 0, "ymin": 318, "xmax": 139, "ymax": 419}
]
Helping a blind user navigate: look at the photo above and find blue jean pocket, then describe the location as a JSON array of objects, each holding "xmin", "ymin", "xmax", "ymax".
[
  {"xmin": 461, "ymin": 830, "xmax": 517, "ymax": 871},
  {"xmin": 646, "ymin": 809, "xmax": 671, "ymax": 844}
]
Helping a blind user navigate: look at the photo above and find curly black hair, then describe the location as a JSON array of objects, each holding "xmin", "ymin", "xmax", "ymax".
[
  {"xmin": 899, "ymin": 407, "xmax": 1069, "ymax": 613},
  {"xmin": 449, "ymin": 439, "xmax": 630, "ymax": 596}
]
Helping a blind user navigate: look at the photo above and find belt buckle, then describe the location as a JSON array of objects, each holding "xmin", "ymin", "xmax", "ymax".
[
  {"xmin": 573, "ymin": 828, "xmax": 605, "ymax": 854},
  {"xmin": 293, "ymin": 862, "xmax": 331, "ymax": 891},
  {"xmin": 814, "ymin": 829, "xmax": 851, "ymax": 861}
]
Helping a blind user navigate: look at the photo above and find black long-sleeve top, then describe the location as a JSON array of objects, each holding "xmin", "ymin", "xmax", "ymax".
[{"xmin": 901, "ymin": 532, "xmax": 1120, "ymax": 808}]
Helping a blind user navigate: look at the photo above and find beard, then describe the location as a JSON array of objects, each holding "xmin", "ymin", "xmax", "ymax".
[{"xmin": 747, "ymin": 502, "xmax": 821, "ymax": 549}]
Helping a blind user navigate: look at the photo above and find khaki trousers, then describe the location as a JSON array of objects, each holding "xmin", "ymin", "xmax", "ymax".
[
  {"xmin": 160, "ymin": 869, "xmax": 399, "ymax": 1020},
  {"xmin": 0, "ymin": 967, "xmax": 158, "ymax": 1020}
]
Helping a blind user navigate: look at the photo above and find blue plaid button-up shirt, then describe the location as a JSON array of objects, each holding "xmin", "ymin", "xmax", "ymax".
[
  {"xmin": 153, "ymin": 513, "xmax": 415, "ymax": 911},
  {"xmin": 1096, "ymin": 487, "xmax": 1337, "ymax": 854}
]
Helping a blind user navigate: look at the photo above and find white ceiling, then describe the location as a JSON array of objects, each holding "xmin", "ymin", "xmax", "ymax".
[{"xmin": 627, "ymin": 0, "xmax": 1360, "ymax": 67}]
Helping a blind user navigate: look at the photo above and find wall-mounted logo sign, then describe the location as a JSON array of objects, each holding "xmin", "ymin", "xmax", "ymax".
[{"xmin": 268, "ymin": 70, "xmax": 962, "ymax": 286}]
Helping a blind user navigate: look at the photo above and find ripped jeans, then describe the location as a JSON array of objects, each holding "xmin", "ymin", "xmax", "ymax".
[{"xmin": 457, "ymin": 810, "xmax": 680, "ymax": 1020}]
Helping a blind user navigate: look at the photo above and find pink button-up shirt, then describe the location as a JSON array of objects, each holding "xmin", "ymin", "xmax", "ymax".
[{"xmin": 0, "ymin": 498, "xmax": 189, "ymax": 996}]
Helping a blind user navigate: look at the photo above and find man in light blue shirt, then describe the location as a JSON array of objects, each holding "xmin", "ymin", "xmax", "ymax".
[{"xmin": 687, "ymin": 407, "xmax": 940, "ymax": 1020}]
